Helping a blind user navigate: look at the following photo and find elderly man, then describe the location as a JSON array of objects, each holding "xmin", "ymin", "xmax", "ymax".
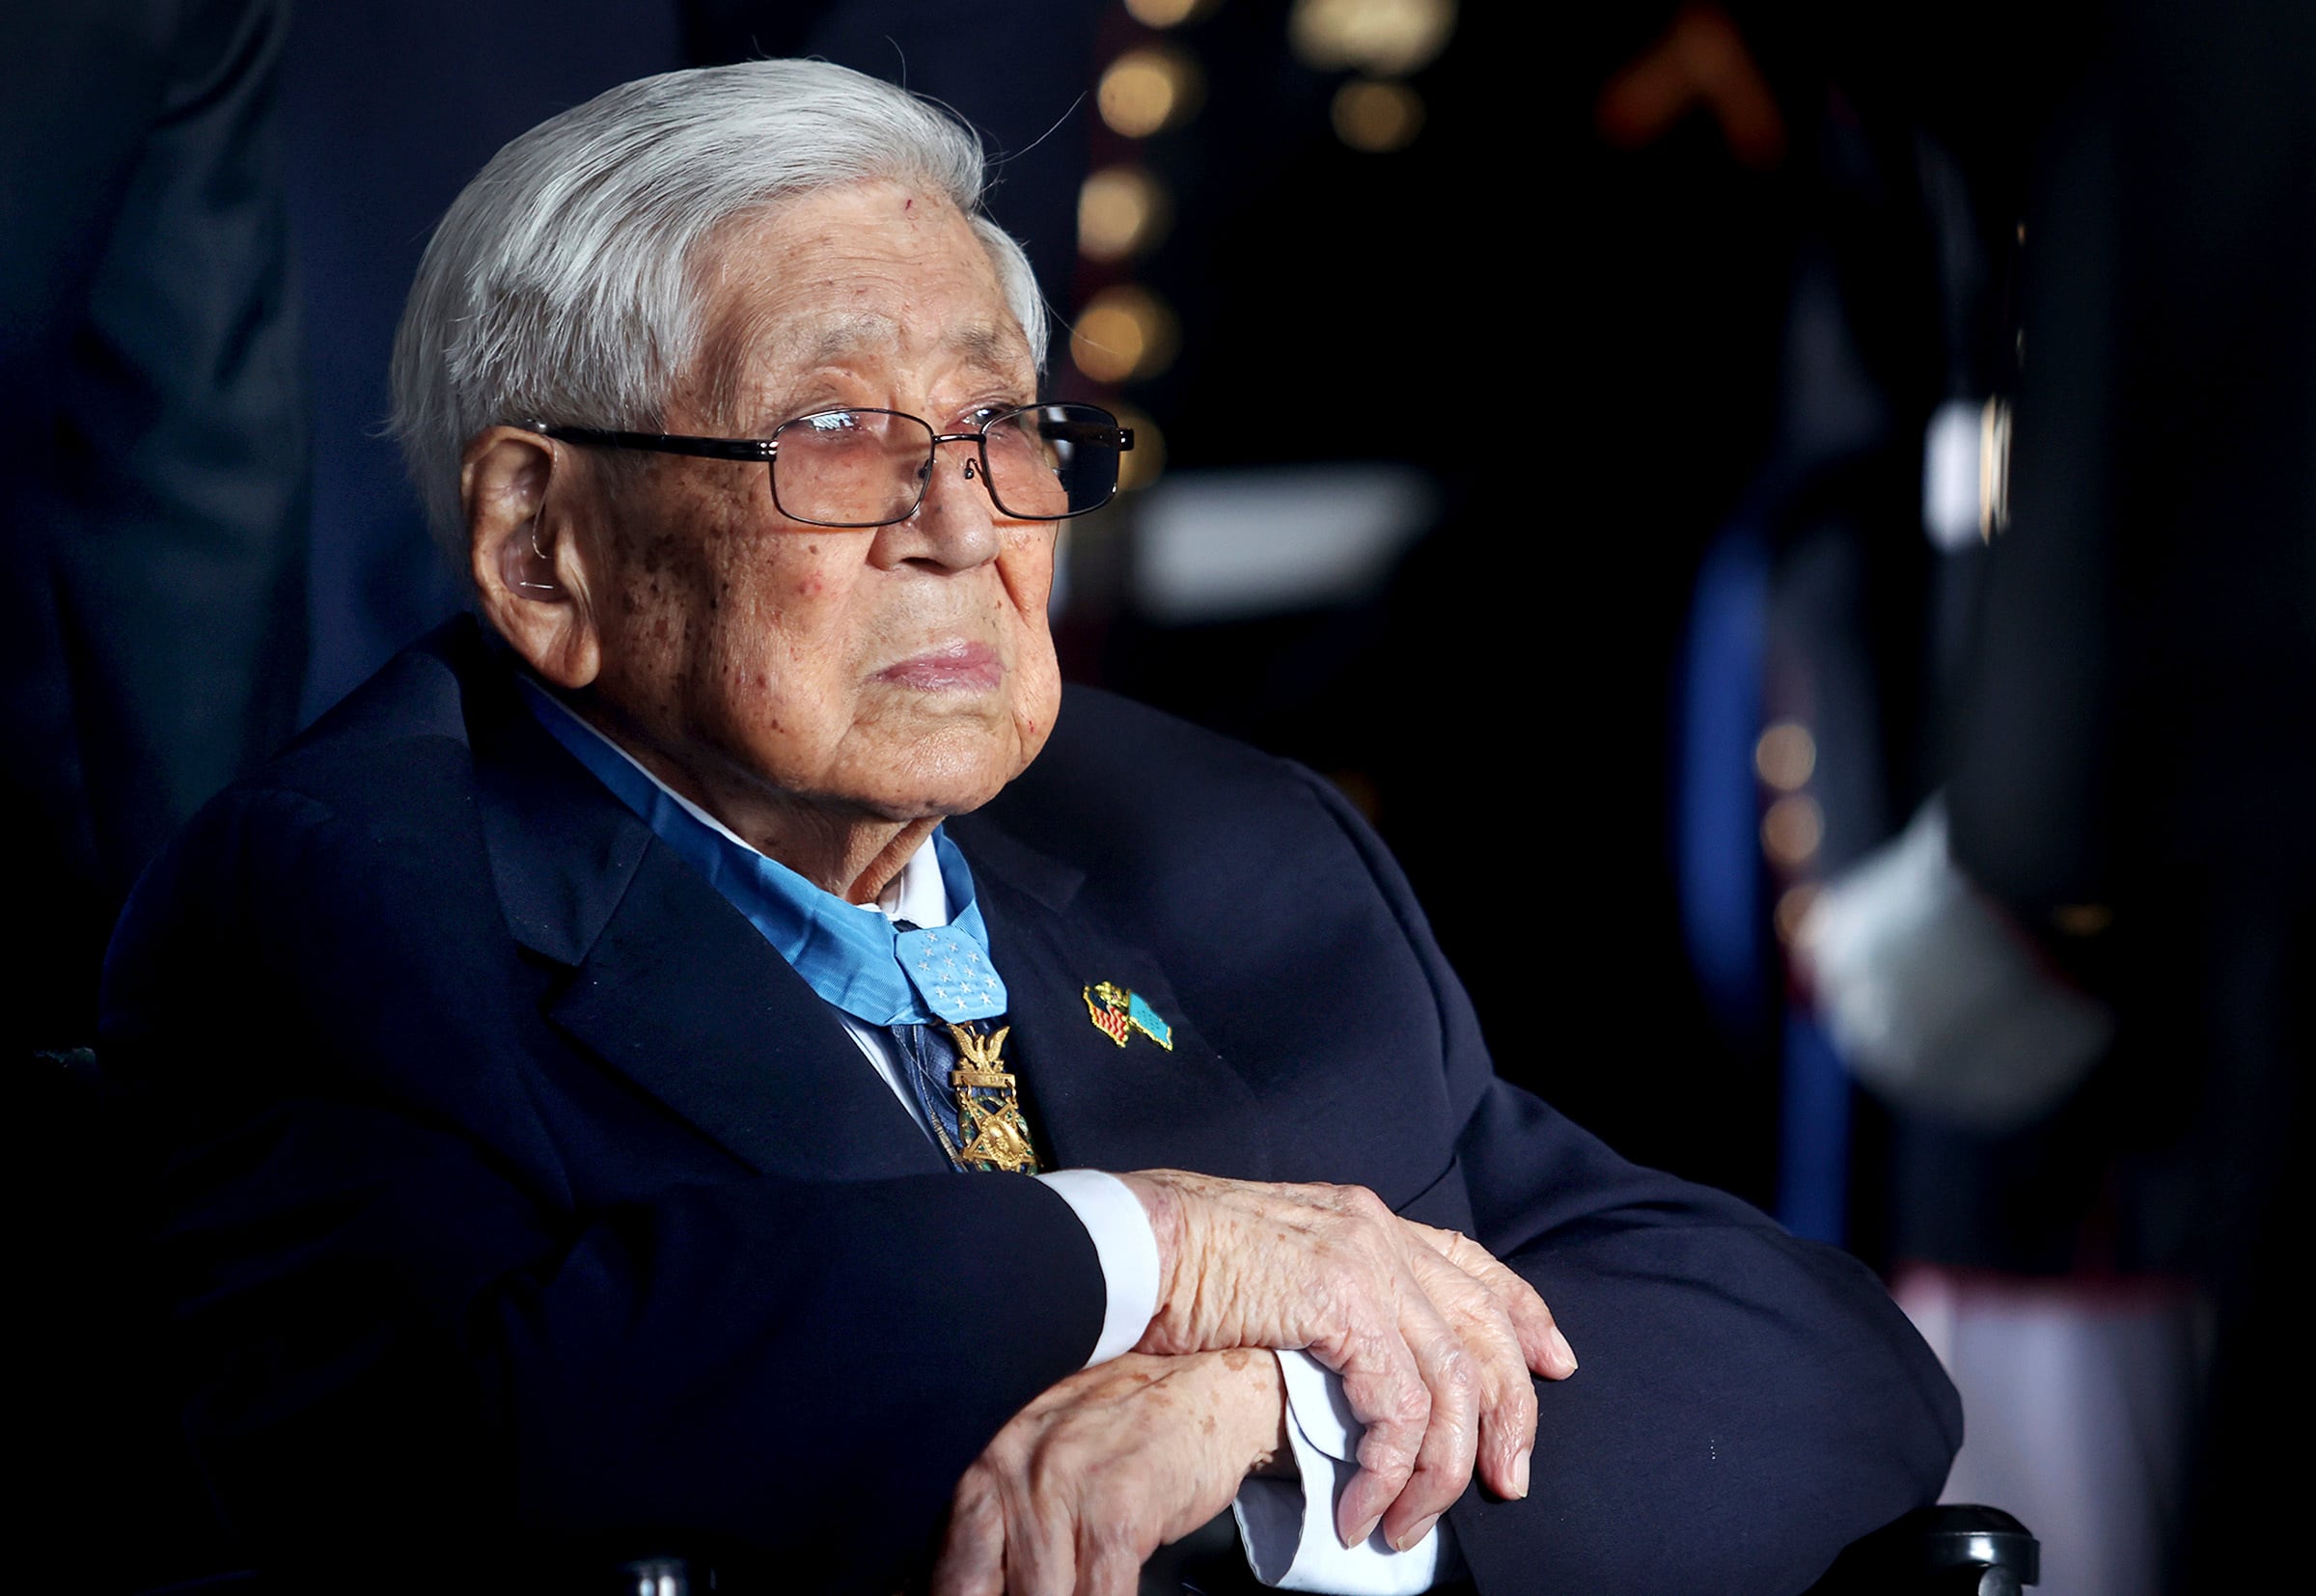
[{"xmin": 102, "ymin": 61, "xmax": 1957, "ymax": 1596}]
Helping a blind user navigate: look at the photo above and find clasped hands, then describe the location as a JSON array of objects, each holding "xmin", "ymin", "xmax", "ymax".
[{"xmin": 934, "ymin": 1170, "xmax": 1577, "ymax": 1594}]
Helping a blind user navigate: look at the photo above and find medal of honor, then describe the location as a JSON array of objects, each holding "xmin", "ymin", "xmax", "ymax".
[
  {"xmin": 944, "ymin": 1023, "xmax": 1039, "ymax": 1173},
  {"xmin": 888, "ymin": 919, "xmax": 1037, "ymax": 1174}
]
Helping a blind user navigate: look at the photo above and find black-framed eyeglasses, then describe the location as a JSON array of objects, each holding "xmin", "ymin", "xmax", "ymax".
[{"xmin": 523, "ymin": 402, "xmax": 1133, "ymax": 529}]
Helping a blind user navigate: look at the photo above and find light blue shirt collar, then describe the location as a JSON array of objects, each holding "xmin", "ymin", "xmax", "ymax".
[{"xmin": 516, "ymin": 677, "xmax": 1006, "ymax": 1028}]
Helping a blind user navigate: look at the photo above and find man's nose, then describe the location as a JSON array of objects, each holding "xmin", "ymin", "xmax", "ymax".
[{"xmin": 887, "ymin": 438, "xmax": 1000, "ymax": 568}]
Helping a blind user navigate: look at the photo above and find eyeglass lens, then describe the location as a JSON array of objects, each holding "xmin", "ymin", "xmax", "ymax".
[{"xmin": 769, "ymin": 404, "xmax": 1121, "ymax": 527}]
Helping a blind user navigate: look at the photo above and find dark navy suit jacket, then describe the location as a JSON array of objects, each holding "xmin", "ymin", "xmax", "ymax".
[{"xmin": 101, "ymin": 620, "xmax": 1960, "ymax": 1593}]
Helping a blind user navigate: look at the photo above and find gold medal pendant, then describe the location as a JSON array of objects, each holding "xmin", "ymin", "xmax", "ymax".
[{"xmin": 946, "ymin": 1023, "xmax": 1040, "ymax": 1173}]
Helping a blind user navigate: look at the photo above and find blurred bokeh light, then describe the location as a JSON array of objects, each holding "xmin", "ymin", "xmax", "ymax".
[
  {"xmin": 1762, "ymin": 793, "xmax": 1824, "ymax": 869},
  {"xmin": 1071, "ymin": 285, "xmax": 1181, "ymax": 384},
  {"xmin": 1753, "ymin": 722, "xmax": 1816, "ymax": 791},
  {"xmin": 1331, "ymin": 78, "xmax": 1425, "ymax": 151},
  {"xmin": 1097, "ymin": 44, "xmax": 1202, "ymax": 138},
  {"xmin": 1288, "ymin": 0, "xmax": 1457, "ymax": 76},
  {"xmin": 1078, "ymin": 164, "xmax": 1172, "ymax": 261},
  {"xmin": 1122, "ymin": 0, "xmax": 1215, "ymax": 27},
  {"xmin": 1773, "ymin": 884, "xmax": 1817, "ymax": 947}
]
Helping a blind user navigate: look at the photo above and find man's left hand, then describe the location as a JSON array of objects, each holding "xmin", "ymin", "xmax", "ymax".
[{"xmin": 931, "ymin": 1349, "xmax": 1288, "ymax": 1596}]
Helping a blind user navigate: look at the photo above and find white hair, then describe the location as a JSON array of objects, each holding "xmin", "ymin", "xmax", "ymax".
[{"xmin": 389, "ymin": 59, "xmax": 1049, "ymax": 555}]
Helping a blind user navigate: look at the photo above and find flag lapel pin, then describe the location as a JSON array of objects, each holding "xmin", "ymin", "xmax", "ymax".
[{"xmin": 1083, "ymin": 980, "xmax": 1174, "ymax": 1051}]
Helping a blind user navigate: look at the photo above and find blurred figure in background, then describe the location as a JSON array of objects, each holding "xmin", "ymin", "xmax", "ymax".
[
  {"xmin": 1702, "ymin": 4, "xmax": 2316, "ymax": 1593},
  {"xmin": 1928, "ymin": 7, "xmax": 2313, "ymax": 1590},
  {"xmin": 0, "ymin": 0, "xmax": 308, "ymax": 1056},
  {"xmin": 2, "ymin": 1, "xmax": 308, "ymax": 1587}
]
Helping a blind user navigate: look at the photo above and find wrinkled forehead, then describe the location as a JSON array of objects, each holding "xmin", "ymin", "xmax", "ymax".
[
  {"xmin": 771, "ymin": 311, "xmax": 1033, "ymax": 382},
  {"xmin": 680, "ymin": 187, "xmax": 1035, "ymax": 425}
]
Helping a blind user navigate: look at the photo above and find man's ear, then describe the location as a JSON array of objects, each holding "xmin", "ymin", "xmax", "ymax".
[{"xmin": 463, "ymin": 427, "xmax": 604, "ymax": 689}]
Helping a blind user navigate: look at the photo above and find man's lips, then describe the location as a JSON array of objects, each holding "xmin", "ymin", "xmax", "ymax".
[{"xmin": 875, "ymin": 641, "xmax": 1003, "ymax": 691}]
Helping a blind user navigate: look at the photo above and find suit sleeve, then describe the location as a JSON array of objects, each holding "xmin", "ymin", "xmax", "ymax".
[
  {"xmin": 1298, "ymin": 772, "xmax": 1963, "ymax": 1596},
  {"xmin": 101, "ymin": 782, "xmax": 1105, "ymax": 1593}
]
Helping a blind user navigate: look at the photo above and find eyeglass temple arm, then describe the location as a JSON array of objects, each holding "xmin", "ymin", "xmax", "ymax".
[{"xmin": 524, "ymin": 423, "xmax": 777, "ymax": 464}]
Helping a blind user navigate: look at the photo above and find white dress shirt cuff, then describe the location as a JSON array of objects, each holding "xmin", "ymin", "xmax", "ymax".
[
  {"xmin": 1232, "ymin": 1351, "xmax": 1451, "ymax": 1594},
  {"xmin": 1034, "ymin": 1169, "xmax": 1158, "ymax": 1367}
]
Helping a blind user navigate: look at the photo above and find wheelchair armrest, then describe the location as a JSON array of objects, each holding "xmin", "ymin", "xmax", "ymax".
[
  {"xmin": 594, "ymin": 1503, "xmax": 2047, "ymax": 1594},
  {"xmin": 1807, "ymin": 1503, "xmax": 2041, "ymax": 1595}
]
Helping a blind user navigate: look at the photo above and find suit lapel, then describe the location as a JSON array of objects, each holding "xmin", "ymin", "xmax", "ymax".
[
  {"xmin": 544, "ymin": 848, "xmax": 952, "ymax": 1180},
  {"xmin": 957, "ymin": 822, "xmax": 1275, "ymax": 1183},
  {"xmin": 462, "ymin": 647, "xmax": 945, "ymax": 1181}
]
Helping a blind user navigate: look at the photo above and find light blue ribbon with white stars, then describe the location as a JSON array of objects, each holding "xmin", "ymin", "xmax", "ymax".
[{"xmin": 519, "ymin": 679, "xmax": 1007, "ymax": 1026}]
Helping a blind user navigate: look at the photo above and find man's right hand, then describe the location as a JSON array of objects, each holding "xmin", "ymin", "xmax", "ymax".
[{"xmin": 1115, "ymin": 1170, "xmax": 1578, "ymax": 1554}]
